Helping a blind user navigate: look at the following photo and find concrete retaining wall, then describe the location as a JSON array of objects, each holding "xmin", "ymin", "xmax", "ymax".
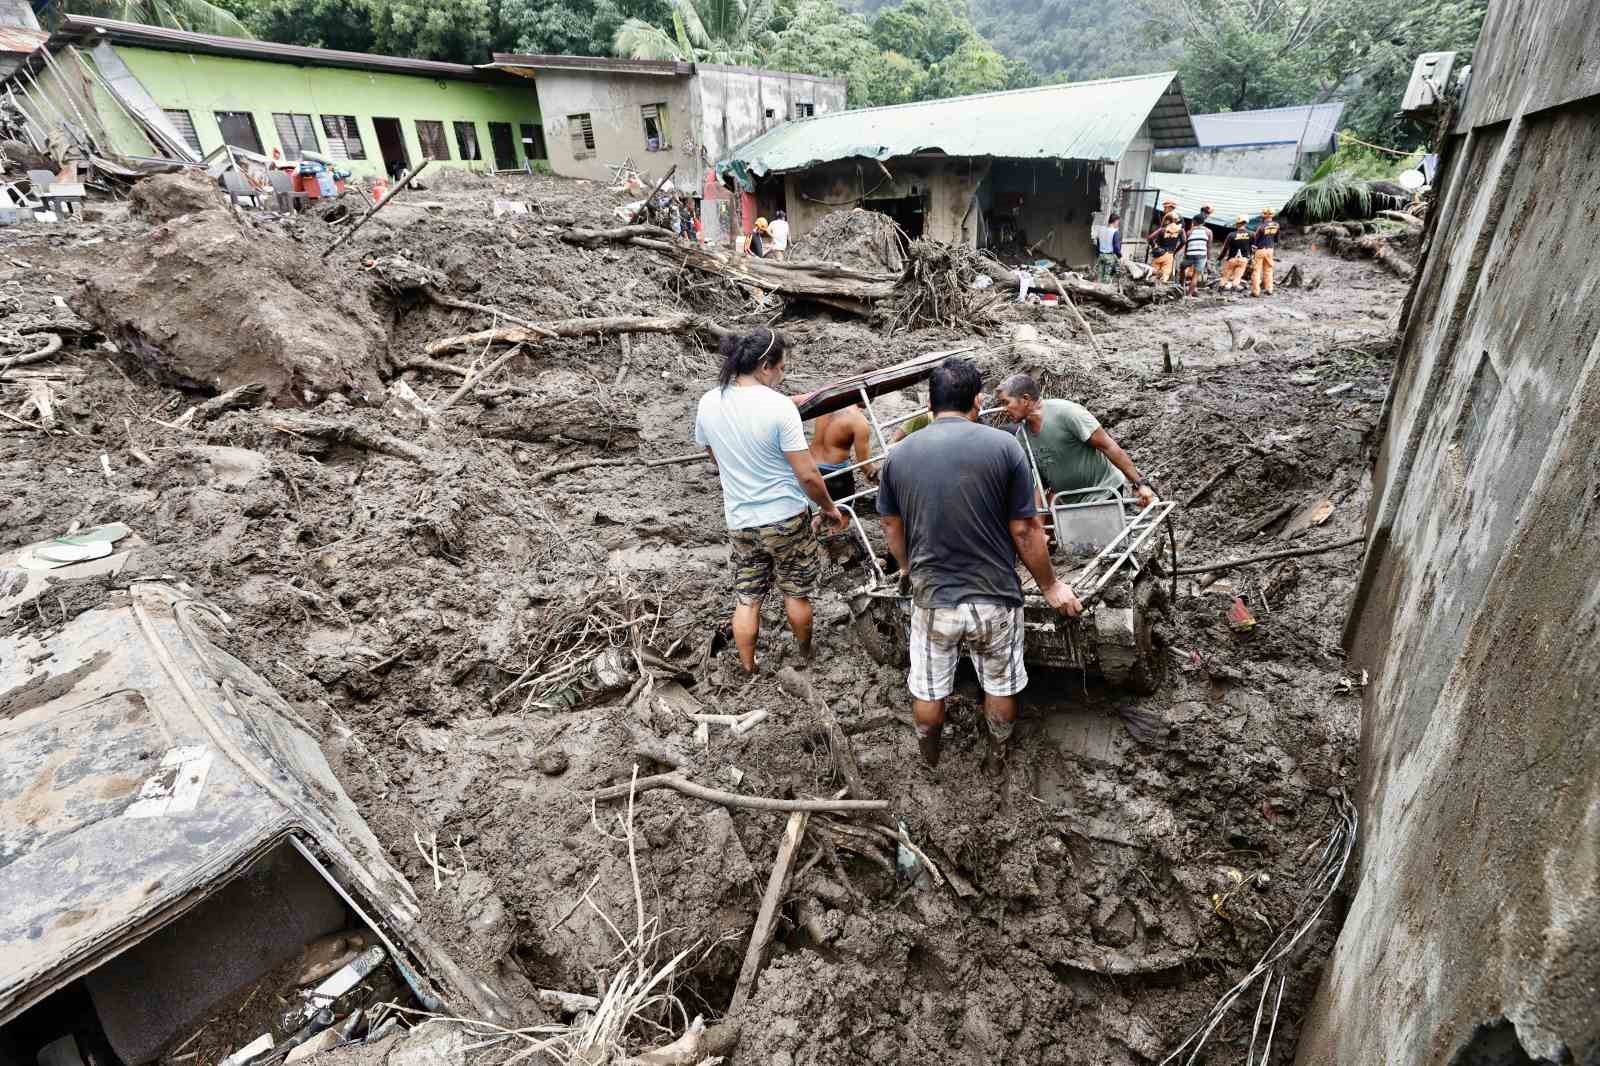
[{"xmin": 1293, "ymin": 0, "xmax": 1600, "ymax": 1063}]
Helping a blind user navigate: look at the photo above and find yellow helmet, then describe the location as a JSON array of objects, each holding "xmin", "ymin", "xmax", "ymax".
[
  {"xmin": 1236, "ymin": 214, "xmax": 1249, "ymax": 225},
  {"xmin": 754, "ymin": 217, "xmax": 769, "ymax": 231},
  {"xmin": 1261, "ymin": 207, "xmax": 1276, "ymax": 218}
]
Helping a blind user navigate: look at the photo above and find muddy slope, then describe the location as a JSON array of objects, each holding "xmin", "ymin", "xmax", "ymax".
[{"xmin": 0, "ymin": 170, "xmax": 1402, "ymax": 1066}]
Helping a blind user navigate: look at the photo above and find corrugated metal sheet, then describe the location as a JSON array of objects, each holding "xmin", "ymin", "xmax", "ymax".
[
  {"xmin": 725, "ymin": 71, "xmax": 1197, "ymax": 177},
  {"xmin": 1147, "ymin": 170, "xmax": 1303, "ymax": 226},
  {"xmin": 0, "ymin": 27, "xmax": 47, "ymax": 55},
  {"xmin": 1189, "ymin": 103, "xmax": 1344, "ymax": 150}
]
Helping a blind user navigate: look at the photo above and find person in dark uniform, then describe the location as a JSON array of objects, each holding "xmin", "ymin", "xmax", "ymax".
[
  {"xmin": 1219, "ymin": 215, "xmax": 1253, "ymax": 291},
  {"xmin": 1251, "ymin": 207, "xmax": 1281, "ymax": 297}
]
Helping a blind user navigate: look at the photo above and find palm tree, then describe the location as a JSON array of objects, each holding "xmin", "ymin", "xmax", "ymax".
[
  {"xmin": 57, "ymin": 0, "xmax": 252, "ymax": 37},
  {"xmin": 613, "ymin": 0, "xmax": 776, "ymax": 65}
]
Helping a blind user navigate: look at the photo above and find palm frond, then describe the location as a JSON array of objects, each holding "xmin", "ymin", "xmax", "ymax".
[
  {"xmin": 613, "ymin": 17, "xmax": 688, "ymax": 59},
  {"xmin": 1285, "ymin": 170, "xmax": 1373, "ymax": 223},
  {"xmin": 670, "ymin": 0, "xmax": 714, "ymax": 49}
]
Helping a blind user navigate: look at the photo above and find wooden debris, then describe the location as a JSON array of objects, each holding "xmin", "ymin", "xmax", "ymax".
[
  {"xmin": 435, "ymin": 345, "xmax": 524, "ymax": 416},
  {"xmin": 1173, "ymin": 535, "xmax": 1364, "ymax": 576},
  {"xmin": 267, "ymin": 412, "xmax": 431, "ymax": 464},
  {"xmin": 728, "ymin": 810, "xmax": 809, "ymax": 1014},
  {"xmin": 321, "ymin": 158, "xmax": 429, "ymax": 259},
  {"xmin": 176, "ymin": 381, "xmax": 266, "ymax": 427},
  {"xmin": 425, "ymin": 313, "xmax": 725, "ymax": 357},
  {"xmin": 583, "ymin": 771, "xmax": 890, "ymax": 813},
  {"xmin": 530, "ymin": 457, "xmax": 633, "ymax": 484},
  {"xmin": 0, "ymin": 331, "xmax": 61, "ymax": 373},
  {"xmin": 1184, "ymin": 454, "xmax": 1253, "ymax": 508}
]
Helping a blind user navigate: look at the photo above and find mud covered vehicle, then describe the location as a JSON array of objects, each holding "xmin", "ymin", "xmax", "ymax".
[{"xmin": 795, "ymin": 352, "xmax": 1178, "ymax": 694}]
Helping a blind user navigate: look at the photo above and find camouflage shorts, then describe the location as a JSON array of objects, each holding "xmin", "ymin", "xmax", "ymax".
[{"xmin": 729, "ymin": 510, "xmax": 820, "ymax": 604}]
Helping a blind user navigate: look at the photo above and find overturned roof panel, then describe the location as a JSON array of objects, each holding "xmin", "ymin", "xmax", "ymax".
[
  {"xmin": 724, "ymin": 71, "xmax": 1197, "ymax": 178},
  {"xmin": 1147, "ymin": 169, "xmax": 1304, "ymax": 226},
  {"xmin": 1187, "ymin": 102, "xmax": 1345, "ymax": 150}
]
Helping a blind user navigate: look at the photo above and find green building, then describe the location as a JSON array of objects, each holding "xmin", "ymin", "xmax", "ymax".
[{"xmin": 10, "ymin": 17, "xmax": 547, "ymax": 180}]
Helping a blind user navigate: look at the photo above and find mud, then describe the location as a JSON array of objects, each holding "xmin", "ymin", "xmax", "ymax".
[{"xmin": 0, "ymin": 168, "xmax": 1404, "ymax": 1065}]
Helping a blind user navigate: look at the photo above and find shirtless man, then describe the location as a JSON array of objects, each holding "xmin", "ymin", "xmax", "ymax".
[{"xmin": 809, "ymin": 401, "xmax": 876, "ymax": 503}]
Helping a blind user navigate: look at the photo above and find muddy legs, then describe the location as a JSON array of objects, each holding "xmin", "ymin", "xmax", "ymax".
[{"xmin": 732, "ymin": 596, "xmax": 814, "ymax": 673}]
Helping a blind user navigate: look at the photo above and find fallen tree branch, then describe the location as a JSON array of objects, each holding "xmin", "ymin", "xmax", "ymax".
[
  {"xmin": 531, "ymin": 456, "xmax": 633, "ymax": 483},
  {"xmin": 267, "ymin": 413, "xmax": 431, "ymax": 463},
  {"xmin": 421, "ymin": 287, "xmax": 558, "ymax": 337},
  {"xmin": 176, "ymin": 381, "xmax": 267, "ymax": 427},
  {"xmin": 729, "ymin": 810, "xmax": 809, "ymax": 1014},
  {"xmin": 322, "ymin": 158, "xmax": 428, "ymax": 259},
  {"xmin": 436, "ymin": 345, "xmax": 524, "ymax": 416},
  {"xmin": 1184, "ymin": 454, "xmax": 1253, "ymax": 507},
  {"xmin": 1172, "ymin": 535, "xmax": 1364, "ymax": 575},
  {"xmin": 0, "ymin": 331, "xmax": 62, "ymax": 373},
  {"xmin": 583, "ymin": 772, "xmax": 890, "ymax": 813},
  {"xmin": 426, "ymin": 313, "xmax": 725, "ymax": 357}
]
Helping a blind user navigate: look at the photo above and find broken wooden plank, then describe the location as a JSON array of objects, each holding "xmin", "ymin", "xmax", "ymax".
[{"xmin": 728, "ymin": 810, "xmax": 809, "ymax": 1015}]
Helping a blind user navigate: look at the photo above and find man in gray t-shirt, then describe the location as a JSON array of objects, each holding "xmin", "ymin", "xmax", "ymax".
[{"xmin": 877, "ymin": 357, "xmax": 1081, "ymax": 774}]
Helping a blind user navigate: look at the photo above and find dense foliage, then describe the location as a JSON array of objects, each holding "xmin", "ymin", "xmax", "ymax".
[{"xmin": 55, "ymin": 0, "xmax": 1486, "ymax": 148}]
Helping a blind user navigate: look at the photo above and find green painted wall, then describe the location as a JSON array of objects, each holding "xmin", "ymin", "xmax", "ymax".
[{"xmin": 108, "ymin": 45, "xmax": 543, "ymax": 179}]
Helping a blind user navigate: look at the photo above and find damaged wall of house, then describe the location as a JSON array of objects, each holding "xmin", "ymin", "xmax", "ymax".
[
  {"xmin": 102, "ymin": 47, "xmax": 542, "ymax": 176},
  {"xmin": 10, "ymin": 47, "xmax": 155, "ymax": 163},
  {"xmin": 985, "ymin": 158, "xmax": 1101, "ymax": 262},
  {"xmin": 693, "ymin": 66, "xmax": 845, "ymax": 166},
  {"xmin": 782, "ymin": 156, "xmax": 987, "ymax": 247},
  {"xmin": 1293, "ymin": 2, "xmax": 1600, "ymax": 1063},
  {"xmin": 533, "ymin": 69, "xmax": 695, "ymax": 184},
  {"xmin": 1155, "ymin": 143, "xmax": 1302, "ymax": 180}
]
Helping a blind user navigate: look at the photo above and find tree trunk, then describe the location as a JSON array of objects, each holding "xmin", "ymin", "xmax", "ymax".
[{"xmin": 425, "ymin": 313, "xmax": 726, "ymax": 356}]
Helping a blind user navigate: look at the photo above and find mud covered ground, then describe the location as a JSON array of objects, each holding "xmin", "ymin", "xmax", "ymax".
[{"xmin": 0, "ymin": 169, "xmax": 1405, "ymax": 1065}]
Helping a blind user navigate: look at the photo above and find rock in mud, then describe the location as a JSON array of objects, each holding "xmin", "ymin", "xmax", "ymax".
[{"xmin": 73, "ymin": 204, "xmax": 387, "ymax": 405}]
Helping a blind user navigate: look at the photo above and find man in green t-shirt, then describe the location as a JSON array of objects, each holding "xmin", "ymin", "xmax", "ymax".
[{"xmin": 995, "ymin": 373, "xmax": 1158, "ymax": 509}]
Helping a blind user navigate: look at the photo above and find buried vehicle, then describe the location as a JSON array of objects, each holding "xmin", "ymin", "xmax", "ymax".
[
  {"xmin": 796, "ymin": 354, "xmax": 1177, "ymax": 694},
  {"xmin": 0, "ymin": 527, "xmax": 524, "ymax": 1065}
]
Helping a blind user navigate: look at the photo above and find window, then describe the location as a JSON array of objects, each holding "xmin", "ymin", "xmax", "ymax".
[
  {"xmin": 214, "ymin": 111, "xmax": 263, "ymax": 154},
  {"xmin": 453, "ymin": 121, "xmax": 481, "ymax": 161},
  {"xmin": 520, "ymin": 122, "xmax": 547, "ymax": 161},
  {"xmin": 162, "ymin": 109, "xmax": 202, "ymax": 155},
  {"xmin": 568, "ymin": 112, "xmax": 595, "ymax": 159},
  {"xmin": 319, "ymin": 115, "xmax": 366, "ymax": 160},
  {"xmin": 272, "ymin": 112, "xmax": 319, "ymax": 159},
  {"xmin": 415, "ymin": 119, "xmax": 450, "ymax": 160},
  {"xmin": 764, "ymin": 108, "xmax": 775, "ymax": 119},
  {"xmin": 641, "ymin": 103, "xmax": 670, "ymax": 151},
  {"xmin": 795, "ymin": 101, "xmax": 815, "ymax": 118}
]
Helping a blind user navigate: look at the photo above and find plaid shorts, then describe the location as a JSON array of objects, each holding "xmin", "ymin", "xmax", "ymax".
[
  {"xmin": 908, "ymin": 602, "xmax": 1028, "ymax": 701},
  {"xmin": 729, "ymin": 510, "xmax": 820, "ymax": 604}
]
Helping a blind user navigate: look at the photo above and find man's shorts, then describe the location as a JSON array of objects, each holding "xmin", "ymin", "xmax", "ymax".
[
  {"xmin": 1184, "ymin": 254, "xmax": 1206, "ymax": 274},
  {"xmin": 908, "ymin": 602, "xmax": 1028, "ymax": 702},
  {"xmin": 729, "ymin": 510, "xmax": 820, "ymax": 604}
]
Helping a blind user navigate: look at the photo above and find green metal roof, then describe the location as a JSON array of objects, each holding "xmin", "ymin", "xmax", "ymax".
[
  {"xmin": 1146, "ymin": 170, "xmax": 1303, "ymax": 226},
  {"xmin": 723, "ymin": 71, "xmax": 1196, "ymax": 180}
]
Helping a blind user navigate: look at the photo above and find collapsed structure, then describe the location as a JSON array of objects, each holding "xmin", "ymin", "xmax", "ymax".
[
  {"xmin": 718, "ymin": 73, "xmax": 1198, "ymax": 263},
  {"xmin": 1154, "ymin": 103, "xmax": 1344, "ymax": 181}
]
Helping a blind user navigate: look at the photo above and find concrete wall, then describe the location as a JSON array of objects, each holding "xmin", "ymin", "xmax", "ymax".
[
  {"xmin": 1293, "ymin": 0, "xmax": 1600, "ymax": 1062},
  {"xmin": 532, "ymin": 69, "xmax": 694, "ymax": 184},
  {"xmin": 692, "ymin": 65, "xmax": 846, "ymax": 166},
  {"xmin": 1153, "ymin": 143, "xmax": 1306, "ymax": 179},
  {"xmin": 105, "ymin": 46, "xmax": 541, "ymax": 179}
]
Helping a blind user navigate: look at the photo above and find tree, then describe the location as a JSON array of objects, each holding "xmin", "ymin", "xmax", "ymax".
[
  {"xmin": 364, "ymin": 0, "xmax": 495, "ymax": 61},
  {"xmin": 871, "ymin": 0, "xmax": 967, "ymax": 66},
  {"xmin": 924, "ymin": 32, "xmax": 1025, "ymax": 97},
  {"xmin": 613, "ymin": 0, "xmax": 779, "ymax": 63},
  {"xmin": 53, "ymin": 0, "xmax": 252, "ymax": 36},
  {"xmin": 767, "ymin": 0, "xmax": 883, "ymax": 102},
  {"xmin": 852, "ymin": 48, "xmax": 927, "ymax": 105}
]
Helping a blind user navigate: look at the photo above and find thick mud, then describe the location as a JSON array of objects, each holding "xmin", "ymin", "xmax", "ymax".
[{"xmin": 0, "ymin": 169, "xmax": 1404, "ymax": 1065}]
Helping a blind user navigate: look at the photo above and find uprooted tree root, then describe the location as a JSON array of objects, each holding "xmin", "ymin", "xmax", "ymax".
[{"xmin": 1310, "ymin": 223, "xmax": 1416, "ymax": 279}]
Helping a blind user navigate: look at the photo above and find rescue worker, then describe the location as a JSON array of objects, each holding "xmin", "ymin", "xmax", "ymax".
[
  {"xmin": 1218, "ymin": 215, "xmax": 1253, "ymax": 291},
  {"xmin": 1182, "ymin": 216, "xmax": 1212, "ymax": 297},
  {"xmin": 1250, "ymin": 206, "xmax": 1280, "ymax": 297},
  {"xmin": 747, "ymin": 217, "xmax": 769, "ymax": 258},
  {"xmin": 1094, "ymin": 213, "xmax": 1123, "ymax": 282},
  {"xmin": 1146, "ymin": 215, "xmax": 1184, "ymax": 283}
]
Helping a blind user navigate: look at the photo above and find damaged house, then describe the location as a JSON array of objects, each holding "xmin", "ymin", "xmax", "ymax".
[
  {"xmin": 1154, "ymin": 102, "xmax": 1345, "ymax": 180},
  {"xmin": 718, "ymin": 72, "xmax": 1197, "ymax": 263}
]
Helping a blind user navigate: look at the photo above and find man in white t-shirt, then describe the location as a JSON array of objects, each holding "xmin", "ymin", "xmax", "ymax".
[
  {"xmin": 695, "ymin": 328, "xmax": 845, "ymax": 673},
  {"xmin": 766, "ymin": 211, "xmax": 790, "ymax": 261}
]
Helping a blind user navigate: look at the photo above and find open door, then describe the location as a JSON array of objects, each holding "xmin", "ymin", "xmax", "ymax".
[
  {"xmin": 488, "ymin": 122, "xmax": 517, "ymax": 170},
  {"xmin": 371, "ymin": 117, "xmax": 409, "ymax": 179}
]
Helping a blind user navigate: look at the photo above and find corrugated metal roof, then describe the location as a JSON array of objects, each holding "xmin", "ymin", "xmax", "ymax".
[
  {"xmin": 0, "ymin": 27, "xmax": 47, "ymax": 55},
  {"xmin": 724, "ymin": 71, "xmax": 1197, "ymax": 177},
  {"xmin": 489, "ymin": 53, "xmax": 692, "ymax": 77},
  {"xmin": 1147, "ymin": 170, "xmax": 1303, "ymax": 226},
  {"xmin": 1189, "ymin": 103, "xmax": 1344, "ymax": 150},
  {"xmin": 54, "ymin": 16, "xmax": 503, "ymax": 80}
]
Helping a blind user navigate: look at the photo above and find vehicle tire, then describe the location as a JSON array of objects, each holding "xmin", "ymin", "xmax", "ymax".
[
  {"xmin": 1128, "ymin": 570, "xmax": 1167, "ymax": 695},
  {"xmin": 852, "ymin": 597, "xmax": 908, "ymax": 669}
]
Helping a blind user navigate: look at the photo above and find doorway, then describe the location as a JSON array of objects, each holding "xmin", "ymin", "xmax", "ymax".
[
  {"xmin": 867, "ymin": 194, "xmax": 926, "ymax": 237},
  {"xmin": 488, "ymin": 121, "xmax": 517, "ymax": 170},
  {"xmin": 371, "ymin": 117, "xmax": 409, "ymax": 179}
]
